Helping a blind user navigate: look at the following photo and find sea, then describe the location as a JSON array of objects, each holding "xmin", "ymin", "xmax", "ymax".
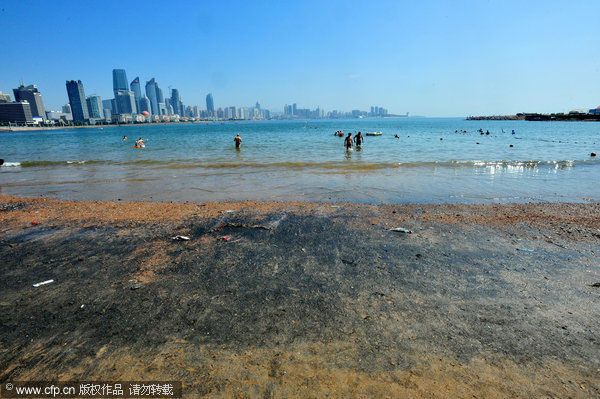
[{"xmin": 1, "ymin": 118, "xmax": 599, "ymax": 203}]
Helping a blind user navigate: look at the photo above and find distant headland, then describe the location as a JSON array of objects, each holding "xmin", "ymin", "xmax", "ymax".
[{"xmin": 467, "ymin": 110, "xmax": 600, "ymax": 121}]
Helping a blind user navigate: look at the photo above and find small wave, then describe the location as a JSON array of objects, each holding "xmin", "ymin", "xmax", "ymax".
[
  {"xmin": 19, "ymin": 160, "xmax": 100, "ymax": 167},
  {"xmin": 1, "ymin": 161, "xmax": 21, "ymax": 167},
  {"xmin": 7, "ymin": 158, "xmax": 599, "ymax": 170}
]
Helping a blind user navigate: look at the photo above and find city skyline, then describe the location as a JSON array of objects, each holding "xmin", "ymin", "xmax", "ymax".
[{"xmin": 0, "ymin": 1, "xmax": 599, "ymax": 116}]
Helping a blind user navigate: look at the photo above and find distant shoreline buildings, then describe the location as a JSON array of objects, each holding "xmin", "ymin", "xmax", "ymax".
[{"xmin": 1, "ymin": 68, "xmax": 404, "ymax": 125}]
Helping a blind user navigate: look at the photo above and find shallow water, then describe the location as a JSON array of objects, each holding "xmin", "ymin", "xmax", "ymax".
[{"xmin": 1, "ymin": 118, "xmax": 599, "ymax": 203}]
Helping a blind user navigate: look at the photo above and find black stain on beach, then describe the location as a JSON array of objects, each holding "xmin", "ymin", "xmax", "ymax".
[{"xmin": 1, "ymin": 201, "xmax": 599, "ymax": 395}]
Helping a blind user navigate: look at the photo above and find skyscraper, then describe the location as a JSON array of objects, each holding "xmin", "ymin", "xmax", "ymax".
[
  {"xmin": 145, "ymin": 78, "xmax": 159, "ymax": 115},
  {"xmin": 115, "ymin": 91, "xmax": 137, "ymax": 114},
  {"xmin": 155, "ymin": 85, "xmax": 166, "ymax": 114},
  {"xmin": 112, "ymin": 69, "xmax": 128, "ymax": 96},
  {"xmin": 101, "ymin": 99, "xmax": 113, "ymax": 113},
  {"xmin": 130, "ymin": 77, "xmax": 142, "ymax": 114},
  {"xmin": 170, "ymin": 89, "xmax": 181, "ymax": 115},
  {"xmin": 65, "ymin": 80, "xmax": 89, "ymax": 122},
  {"xmin": 103, "ymin": 107, "xmax": 112, "ymax": 121},
  {"xmin": 86, "ymin": 95, "xmax": 104, "ymax": 119},
  {"xmin": 165, "ymin": 101, "xmax": 173, "ymax": 115},
  {"xmin": 0, "ymin": 101, "xmax": 33, "ymax": 123},
  {"xmin": 206, "ymin": 93, "xmax": 214, "ymax": 116},
  {"xmin": 156, "ymin": 85, "xmax": 164, "ymax": 104},
  {"xmin": 13, "ymin": 84, "xmax": 46, "ymax": 120},
  {"xmin": 139, "ymin": 97, "xmax": 151, "ymax": 114}
]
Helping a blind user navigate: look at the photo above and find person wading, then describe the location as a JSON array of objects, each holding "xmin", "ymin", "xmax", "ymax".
[
  {"xmin": 234, "ymin": 134, "xmax": 242, "ymax": 149},
  {"xmin": 344, "ymin": 133, "xmax": 353, "ymax": 150}
]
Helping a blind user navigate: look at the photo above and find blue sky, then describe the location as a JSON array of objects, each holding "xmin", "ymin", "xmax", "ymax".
[{"xmin": 0, "ymin": 0, "xmax": 598, "ymax": 116}]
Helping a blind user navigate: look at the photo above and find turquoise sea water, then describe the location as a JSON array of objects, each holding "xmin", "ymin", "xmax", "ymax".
[{"xmin": 1, "ymin": 118, "xmax": 599, "ymax": 203}]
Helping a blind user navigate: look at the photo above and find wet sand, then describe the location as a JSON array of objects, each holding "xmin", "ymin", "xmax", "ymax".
[{"xmin": 0, "ymin": 195, "xmax": 599, "ymax": 398}]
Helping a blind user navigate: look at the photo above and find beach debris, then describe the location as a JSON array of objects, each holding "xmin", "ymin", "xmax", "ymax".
[
  {"xmin": 590, "ymin": 282, "xmax": 600, "ymax": 288},
  {"xmin": 389, "ymin": 227, "xmax": 412, "ymax": 234},
  {"xmin": 130, "ymin": 283, "xmax": 143, "ymax": 290},
  {"xmin": 80, "ymin": 304, "xmax": 85, "ymax": 309},
  {"xmin": 591, "ymin": 152, "xmax": 597, "ymax": 157},
  {"xmin": 33, "ymin": 279, "xmax": 54, "ymax": 287},
  {"xmin": 219, "ymin": 235, "xmax": 232, "ymax": 242},
  {"xmin": 215, "ymin": 222, "xmax": 271, "ymax": 231},
  {"xmin": 226, "ymin": 210, "xmax": 235, "ymax": 213},
  {"xmin": 330, "ymin": 205, "xmax": 341, "ymax": 208},
  {"xmin": 172, "ymin": 235, "xmax": 190, "ymax": 241},
  {"xmin": 341, "ymin": 258, "xmax": 355, "ymax": 265},
  {"xmin": 31, "ymin": 222, "xmax": 39, "ymax": 226},
  {"xmin": 509, "ymin": 144, "xmax": 514, "ymax": 147},
  {"xmin": 517, "ymin": 248, "xmax": 534, "ymax": 252}
]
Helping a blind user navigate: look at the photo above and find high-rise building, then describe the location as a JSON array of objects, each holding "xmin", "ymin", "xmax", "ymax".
[
  {"xmin": 103, "ymin": 107, "xmax": 112, "ymax": 121},
  {"xmin": 206, "ymin": 93, "xmax": 214, "ymax": 116},
  {"xmin": 130, "ymin": 77, "xmax": 142, "ymax": 113},
  {"xmin": 0, "ymin": 101, "xmax": 33, "ymax": 123},
  {"xmin": 65, "ymin": 80, "xmax": 89, "ymax": 122},
  {"xmin": 292, "ymin": 103, "xmax": 297, "ymax": 116},
  {"xmin": 255, "ymin": 101, "xmax": 261, "ymax": 110},
  {"xmin": 170, "ymin": 89, "xmax": 181, "ymax": 115},
  {"xmin": 101, "ymin": 99, "xmax": 113, "ymax": 114},
  {"xmin": 145, "ymin": 78, "xmax": 159, "ymax": 115},
  {"xmin": 112, "ymin": 69, "xmax": 128, "ymax": 96},
  {"xmin": 139, "ymin": 97, "xmax": 151, "ymax": 114},
  {"xmin": 13, "ymin": 84, "xmax": 46, "ymax": 120},
  {"xmin": 86, "ymin": 95, "xmax": 104, "ymax": 119},
  {"xmin": 156, "ymin": 86, "xmax": 164, "ymax": 104},
  {"xmin": 62, "ymin": 104, "xmax": 72, "ymax": 114},
  {"xmin": 115, "ymin": 91, "xmax": 137, "ymax": 114},
  {"xmin": 192, "ymin": 105, "xmax": 200, "ymax": 118}
]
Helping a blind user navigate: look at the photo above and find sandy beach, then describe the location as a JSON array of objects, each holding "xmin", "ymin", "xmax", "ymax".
[{"xmin": 0, "ymin": 195, "xmax": 599, "ymax": 398}]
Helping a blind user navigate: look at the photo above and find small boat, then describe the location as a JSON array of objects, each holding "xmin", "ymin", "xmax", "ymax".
[{"xmin": 365, "ymin": 131, "xmax": 382, "ymax": 136}]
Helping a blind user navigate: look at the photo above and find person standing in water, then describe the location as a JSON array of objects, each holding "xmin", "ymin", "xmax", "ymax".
[
  {"xmin": 344, "ymin": 133, "xmax": 353, "ymax": 150},
  {"xmin": 354, "ymin": 131, "xmax": 363, "ymax": 147},
  {"xmin": 234, "ymin": 134, "xmax": 242, "ymax": 149}
]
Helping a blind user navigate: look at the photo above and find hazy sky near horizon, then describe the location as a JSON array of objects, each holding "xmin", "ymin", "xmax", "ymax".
[{"xmin": 0, "ymin": 0, "xmax": 598, "ymax": 116}]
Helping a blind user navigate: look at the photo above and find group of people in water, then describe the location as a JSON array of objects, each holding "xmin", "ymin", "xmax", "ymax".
[
  {"xmin": 122, "ymin": 136, "xmax": 146, "ymax": 148},
  {"xmin": 334, "ymin": 131, "xmax": 363, "ymax": 150},
  {"xmin": 468, "ymin": 129, "xmax": 516, "ymax": 135}
]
